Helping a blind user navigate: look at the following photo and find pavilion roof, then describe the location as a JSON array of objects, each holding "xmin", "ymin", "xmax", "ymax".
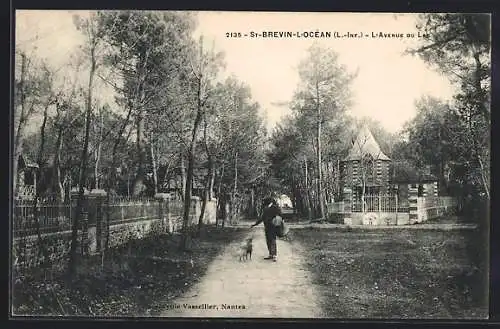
[{"xmin": 343, "ymin": 125, "xmax": 390, "ymax": 161}]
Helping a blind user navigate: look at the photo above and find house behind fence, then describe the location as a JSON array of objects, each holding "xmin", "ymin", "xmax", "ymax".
[
  {"xmin": 12, "ymin": 191, "xmax": 217, "ymax": 270},
  {"xmin": 328, "ymin": 125, "xmax": 458, "ymax": 226},
  {"xmin": 327, "ymin": 188, "xmax": 458, "ymax": 225}
]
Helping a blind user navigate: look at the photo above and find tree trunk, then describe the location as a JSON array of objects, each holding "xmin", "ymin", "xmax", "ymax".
[
  {"xmin": 472, "ymin": 50, "xmax": 490, "ymax": 200},
  {"xmin": 131, "ymin": 48, "xmax": 150, "ymax": 196},
  {"xmin": 132, "ymin": 112, "xmax": 146, "ymax": 196},
  {"xmin": 476, "ymin": 148, "xmax": 490, "ymax": 200},
  {"xmin": 362, "ymin": 175, "xmax": 366, "ymax": 213},
  {"xmin": 222, "ymin": 199, "xmax": 229, "ymax": 228},
  {"xmin": 197, "ymin": 155, "xmax": 213, "ymax": 235},
  {"xmin": 197, "ymin": 113, "xmax": 212, "ymax": 234},
  {"xmin": 231, "ymin": 152, "xmax": 238, "ymax": 223},
  {"xmin": 180, "ymin": 59, "xmax": 204, "ymax": 249},
  {"xmin": 105, "ymin": 106, "xmax": 133, "ymax": 254},
  {"xmin": 94, "ymin": 106, "xmax": 103, "ymax": 190},
  {"xmin": 233, "ymin": 153, "xmax": 238, "ymax": 195},
  {"xmin": 150, "ymin": 139, "xmax": 158, "ymax": 195},
  {"xmin": 33, "ymin": 99, "xmax": 52, "ymax": 264},
  {"xmin": 181, "ymin": 149, "xmax": 197, "ymax": 250},
  {"xmin": 180, "ymin": 155, "xmax": 186, "ymax": 202},
  {"xmin": 217, "ymin": 162, "xmax": 225, "ymax": 202},
  {"xmin": 304, "ymin": 157, "xmax": 312, "ymax": 220},
  {"xmin": 250, "ymin": 187, "xmax": 255, "ymax": 217},
  {"xmin": 325, "ymin": 161, "xmax": 331, "ymax": 203},
  {"xmin": 53, "ymin": 127, "xmax": 64, "ymax": 201},
  {"xmin": 472, "ymin": 49, "xmax": 490, "ymax": 121},
  {"xmin": 336, "ymin": 159, "xmax": 341, "ymax": 199},
  {"xmin": 68, "ymin": 47, "xmax": 96, "ymax": 279},
  {"xmin": 316, "ymin": 104, "xmax": 325, "ymax": 219},
  {"xmin": 216, "ymin": 160, "xmax": 226, "ymax": 226},
  {"xmin": 13, "ymin": 53, "xmax": 28, "ymax": 197},
  {"xmin": 209, "ymin": 163, "xmax": 215, "ymax": 200}
]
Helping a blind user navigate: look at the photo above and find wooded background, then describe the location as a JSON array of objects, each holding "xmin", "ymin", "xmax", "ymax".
[{"xmin": 13, "ymin": 12, "xmax": 490, "ymax": 277}]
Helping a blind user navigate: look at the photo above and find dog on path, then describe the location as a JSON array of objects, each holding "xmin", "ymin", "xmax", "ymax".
[{"xmin": 239, "ymin": 238, "xmax": 253, "ymax": 262}]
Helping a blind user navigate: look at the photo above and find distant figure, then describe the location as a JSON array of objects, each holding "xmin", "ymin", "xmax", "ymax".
[{"xmin": 251, "ymin": 197, "xmax": 282, "ymax": 262}]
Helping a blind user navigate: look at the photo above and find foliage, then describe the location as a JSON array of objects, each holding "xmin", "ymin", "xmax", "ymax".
[
  {"xmin": 272, "ymin": 43, "xmax": 357, "ymax": 217},
  {"xmin": 405, "ymin": 13, "xmax": 491, "ymax": 201}
]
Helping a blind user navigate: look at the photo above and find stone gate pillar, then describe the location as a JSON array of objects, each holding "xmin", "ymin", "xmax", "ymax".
[
  {"xmin": 191, "ymin": 196, "xmax": 201, "ymax": 226},
  {"xmin": 408, "ymin": 184, "xmax": 418, "ymax": 224},
  {"xmin": 343, "ymin": 187, "xmax": 352, "ymax": 225},
  {"xmin": 155, "ymin": 193, "xmax": 171, "ymax": 233},
  {"xmin": 80, "ymin": 211, "xmax": 89, "ymax": 256},
  {"xmin": 87, "ymin": 189, "xmax": 107, "ymax": 255}
]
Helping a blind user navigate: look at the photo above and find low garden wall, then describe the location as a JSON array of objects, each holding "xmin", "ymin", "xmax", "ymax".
[
  {"xmin": 344, "ymin": 212, "xmax": 410, "ymax": 226},
  {"xmin": 12, "ymin": 193, "xmax": 217, "ymax": 270},
  {"xmin": 329, "ymin": 187, "xmax": 457, "ymax": 226},
  {"xmin": 416, "ymin": 196, "xmax": 457, "ymax": 222},
  {"xmin": 13, "ymin": 230, "xmax": 77, "ymax": 269}
]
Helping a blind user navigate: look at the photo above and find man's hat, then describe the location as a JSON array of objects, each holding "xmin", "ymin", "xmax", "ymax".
[{"xmin": 262, "ymin": 196, "xmax": 276, "ymax": 206}]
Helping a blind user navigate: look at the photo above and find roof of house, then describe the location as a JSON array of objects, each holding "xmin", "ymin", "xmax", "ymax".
[
  {"xmin": 389, "ymin": 163, "xmax": 438, "ymax": 184},
  {"xmin": 343, "ymin": 125, "xmax": 390, "ymax": 162},
  {"xmin": 19, "ymin": 154, "xmax": 39, "ymax": 169}
]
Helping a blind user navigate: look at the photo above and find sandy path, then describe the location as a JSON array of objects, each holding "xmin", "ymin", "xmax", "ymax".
[{"xmin": 160, "ymin": 223, "xmax": 322, "ymax": 318}]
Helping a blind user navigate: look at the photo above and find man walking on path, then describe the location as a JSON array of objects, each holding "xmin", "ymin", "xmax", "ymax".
[
  {"xmin": 160, "ymin": 225, "xmax": 322, "ymax": 318},
  {"xmin": 251, "ymin": 197, "xmax": 282, "ymax": 262}
]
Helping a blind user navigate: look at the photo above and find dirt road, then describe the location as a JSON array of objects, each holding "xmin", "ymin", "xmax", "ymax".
[{"xmin": 160, "ymin": 224, "xmax": 322, "ymax": 318}]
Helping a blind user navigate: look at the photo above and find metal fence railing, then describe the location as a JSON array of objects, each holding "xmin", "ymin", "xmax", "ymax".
[
  {"xmin": 16, "ymin": 185, "xmax": 36, "ymax": 199},
  {"xmin": 107, "ymin": 196, "xmax": 160, "ymax": 224},
  {"xmin": 13, "ymin": 198, "xmax": 76, "ymax": 237},
  {"xmin": 327, "ymin": 195, "xmax": 409, "ymax": 214},
  {"xmin": 327, "ymin": 195, "xmax": 456, "ymax": 215},
  {"xmin": 351, "ymin": 195, "xmax": 409, "ymax": 213},
  {"xmin": 13, "ymin": 196, "xmax": 190, "ymax": 237}
]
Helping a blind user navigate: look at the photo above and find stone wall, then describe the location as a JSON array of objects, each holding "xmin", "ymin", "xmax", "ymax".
[
  {"xmin": 13, "ymin": 192, "xmax": 209, "ymax": 270},
  {"xmin": 13, "ymin": 230, "xmax": 80, "ymax": 269},
  {"xmin": 344, "ymin": 212, "xmax": 410, "ymax": 226},
  {"xmin": 105, "ymin": 219, "xmax": 163, "ymax": 248},
  {"xmin": 417, "ymin": 196, "xmax": 457, "ymax": 222}
]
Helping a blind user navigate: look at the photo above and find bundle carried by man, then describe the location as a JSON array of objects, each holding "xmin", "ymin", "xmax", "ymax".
[{"xmin": 271, "ymin": 215, "xmax": 289, "ymax": 238}]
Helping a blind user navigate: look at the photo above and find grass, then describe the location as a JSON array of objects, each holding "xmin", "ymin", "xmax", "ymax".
[
  {"xmin": 291, "ymin": 222, "xmax": 489, "ymax": 319},
  {"xmin": 11, "ymin": 225, "xmax": 248, "ymax": 317}
]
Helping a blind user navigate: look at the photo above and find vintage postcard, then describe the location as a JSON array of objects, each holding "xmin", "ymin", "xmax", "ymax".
[{"xmin": 11, "ymin": 10, "xmax": 490, "ymax": 319}]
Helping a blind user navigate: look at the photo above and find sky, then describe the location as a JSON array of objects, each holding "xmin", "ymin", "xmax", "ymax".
[{"xmin": 15, "ymin": 10, "xmax": 457, "ymax": 134}]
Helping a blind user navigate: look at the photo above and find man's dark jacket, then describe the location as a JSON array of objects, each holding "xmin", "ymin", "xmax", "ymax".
[{"xmin": 254, "ymin": 204, "xmax": 282, "ymax": 231}]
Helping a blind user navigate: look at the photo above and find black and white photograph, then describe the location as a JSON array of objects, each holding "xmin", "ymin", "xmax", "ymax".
[{"xmin": 11, "ymin": 10, "xmax": 490, "ymax": 319}]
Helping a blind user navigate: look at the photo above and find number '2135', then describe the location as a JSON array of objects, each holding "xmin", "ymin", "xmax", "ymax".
[{"xmin": 226, "ymin": 32, "xmax": 242, "ymax": 38}]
